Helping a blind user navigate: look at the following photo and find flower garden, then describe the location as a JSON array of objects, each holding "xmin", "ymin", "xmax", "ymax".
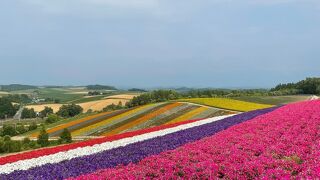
[
  {"xmin": 31, "ymin": 102, "xmax": 232, "ymax": 137},
  {"xmin": 180, "ymin": 98, "xmax": 273, "ymax": 112},
  {"xmin": 0, "ymin": 100, "xmax": 319, "ymax": 179}
]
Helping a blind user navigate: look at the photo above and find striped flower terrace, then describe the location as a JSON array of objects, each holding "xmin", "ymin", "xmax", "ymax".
[{"xmin": 0, "ymin": 106, "xmax": 279, "ymax": 179}]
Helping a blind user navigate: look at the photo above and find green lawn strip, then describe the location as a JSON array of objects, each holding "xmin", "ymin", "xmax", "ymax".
[
  {"xmin": 93, "ymin": 102, "xmax": 169, "ymax": 136},
  {"xmin": 68, "ymin": 95, "xmax": 107, "ymax": 104}
]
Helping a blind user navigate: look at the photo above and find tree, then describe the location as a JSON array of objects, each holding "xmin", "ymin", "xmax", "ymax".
[
  {"xmin": 0, "ymin": 97, "xmax": 17, "ymax": 119},
  {"xmin": 45, "ymin": 114, "xmax": 60, "ymax": 124},
  {"xmin": 59, "ymin": 128, "xmax": 72, "ymax": 144},
  {"xmin": 40, "ymin": 106, "xmax": 54, "ymax": 118},
  {"xmin": 1, "ymin": 125, "xmax": 16, "ymax": 136},
  {"xmin": 21, "ymin": 108, "xmax": 37, "ymax": 119},
  {"xmin": 57, "ymin": 104, "xmax": 83, "ymax": 118},
  {"xmin": 37, "ymin": 127, "xmax": 49, "ymax": 147}
]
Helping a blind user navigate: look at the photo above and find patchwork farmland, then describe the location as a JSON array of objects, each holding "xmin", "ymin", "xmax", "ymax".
[{"xmin": 30, "ymin": 101, "xmax": 238, "ymax": 138}]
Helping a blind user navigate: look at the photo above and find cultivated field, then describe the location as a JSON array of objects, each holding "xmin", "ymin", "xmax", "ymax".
[
  {"xmin": 179, "ymin": 98, "xmax": 273, "ymax": 112},
  {"xmin": 29, "ymin": 102, "xmax": 233, "ymax": 137},
  {"xmin": 26, "ymin": 96, "xmax": 133, "ymax": 113},
  {"xmin": 3, "ymin": 100, "xmax": 319, "ymax": 179}
]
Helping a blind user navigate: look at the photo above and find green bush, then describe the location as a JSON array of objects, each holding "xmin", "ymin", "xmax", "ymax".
[
  {"xmin": 59, "ymin": 128, "xmax": 72, "ymax": 144},
  {"xmin": 45, "ymin": 114, "xmax": 60, "ymax": 124},
  {"xmin": 37, "ymin": 127, "xmax": 49, "ymax": 147},
  {"xmin": 28, "ymin": 122, "xmax": 38, "ymax": 131}
]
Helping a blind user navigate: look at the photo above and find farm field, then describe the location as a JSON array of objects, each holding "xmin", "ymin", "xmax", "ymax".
[
  {"xmin": 179, "ymin": 98, "xmax": 273, "ymax": 112},
  {"xmin": 231, "ymin": 95, "xmax": 311, "ymax": 105},
  {"xmin": 28, "ymin": 102, "xmax": 233, "ymax": 138},
  {"xmin": 1, "ymin": 100, "xmax": 319, "ymax": 179},
  {"xmin": 25, "ymin": 94, "xmax": 135, "ymax": 113}
]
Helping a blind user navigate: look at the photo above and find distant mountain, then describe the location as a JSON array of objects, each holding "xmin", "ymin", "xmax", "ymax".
[
  {"xmin": 86, "ymin": 85, "xmax": 117, "ymax": 90},
  {"xmin": 128, "ymin": 88, "xmax": 147, "ymax": 92},
  {"xmin": 0, "ymin": 84, "xmax": 38, "ymax": 92}
]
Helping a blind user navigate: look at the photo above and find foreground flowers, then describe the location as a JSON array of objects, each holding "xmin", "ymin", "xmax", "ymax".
[
  {"xmin": 0, "ymin": 106, "xmax": 277, "ymax": 179},
  {"xmin": 72, "ymin": 100, "xmax": 320, "ymax": 179}
]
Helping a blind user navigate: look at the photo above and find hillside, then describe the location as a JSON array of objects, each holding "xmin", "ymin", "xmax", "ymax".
[
  {"xmin": 2, "ymin": 100, "xmax": 319, "ymax": 179},
  {"xmin": 29, "ymin": 102, "xmax": 235, "ymax": 138}
]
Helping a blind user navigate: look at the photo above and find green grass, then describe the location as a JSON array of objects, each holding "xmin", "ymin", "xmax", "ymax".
[
  {"xmin": 231, "ymin": 95, "xmax": 310, "ymax": 105},
  {"xmin": 179, "ymin": 98, "xmax": 273, "ymax": 112},
  {"xmin": 37, "ymin": 88, "xmax": 85, "ymax": 103}
]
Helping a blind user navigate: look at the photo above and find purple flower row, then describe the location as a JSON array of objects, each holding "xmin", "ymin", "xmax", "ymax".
[{"xmin": 1, "ymin": 107, "xmax": 278, "ymax": 180}]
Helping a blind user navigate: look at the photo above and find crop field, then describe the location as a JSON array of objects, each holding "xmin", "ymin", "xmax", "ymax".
[
  {"xmin": 231, "ymin": 95, "xmax": 311, "ymax": 105},
  {"xmin": 25, "ymin": 95, "xmax": 134, "ymax": 113},
  {"xmin": 180, "ymin": 98, "xmax": 273, "ymax": 112},
  {"xmin": 2, "ymin": 100, "xmax": 319, "ymax": 179},
  {"xmin": 29, "ymin": 102, "xmax": 232, "ymax": 137}
]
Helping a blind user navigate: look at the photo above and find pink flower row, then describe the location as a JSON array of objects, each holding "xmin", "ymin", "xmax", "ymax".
[{"xmin": 72, "ymin": 100, "xmax": 320, "ymax": 179}]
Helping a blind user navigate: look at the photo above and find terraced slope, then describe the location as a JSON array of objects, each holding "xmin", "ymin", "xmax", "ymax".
[
  {"xmin": 39, "ymin": 102, "xmax": 233, "ymax": 137},
  {"xmin": 180, "ymin": 98, "xmax": 273, "ymax": 112}
]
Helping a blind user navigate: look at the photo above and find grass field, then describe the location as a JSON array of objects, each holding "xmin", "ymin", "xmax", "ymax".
[
  {"xmin": 231, "ymin": 95, "xmax": 311, "ymax": 105},
  {"xmin": 179, "ymin": 98, "xmax": 273, "ymax": 112}
]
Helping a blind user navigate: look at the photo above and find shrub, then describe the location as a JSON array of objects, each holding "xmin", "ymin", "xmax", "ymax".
[
  {"xmin": 59, "ymin": 128, "xmax": 72, "ymax": 144},
  {"xmin": 45, "ymin": 114, "xmax": 60, "ymax": 124},
  {"xmin": 37, "ymin": 127, "xmax": 49, "ymax": 147}
]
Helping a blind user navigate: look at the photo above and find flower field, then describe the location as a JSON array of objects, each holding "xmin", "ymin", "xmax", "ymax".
[
  {"xmin": 180, "ymin": 98, "xmax": 273, "ymax": 112},
  {"xmin": 37, "ymin": 102, "xmax": 231, "ymax": 137},
  {"xmin": 2, "ymin": 100, "xmax": 319, "ymax": 179}
]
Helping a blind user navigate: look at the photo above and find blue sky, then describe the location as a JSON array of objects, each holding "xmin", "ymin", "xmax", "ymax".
[{"xmin": 0, "ymin": 0, "xmax": 319, "ymax": 88}]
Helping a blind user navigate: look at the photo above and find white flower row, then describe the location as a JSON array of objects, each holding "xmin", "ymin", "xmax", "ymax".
[{"xmin": 0, "ymin": 114, "xmax": 235, "ymax": 175}]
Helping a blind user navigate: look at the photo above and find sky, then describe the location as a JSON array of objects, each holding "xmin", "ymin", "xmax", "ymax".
[{"xmin": 0, "ymin": 0, "xmax": 319, "ymax": 88}]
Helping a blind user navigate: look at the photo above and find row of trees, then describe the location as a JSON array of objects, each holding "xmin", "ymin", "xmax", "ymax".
[
  {"xmin": 271, "ymin": 77, "xmax": 320, "ymax": 95},
  {"xmin": 0, "ymin": 127, "xmax": 72, "ymax": 154},
  {"xmin": 0, "ymin": 122, "xmax": 38, "ymax": 137},
  {"xmin": 125, "ymin": 89, "xmax": 270, "ymax": 108}
]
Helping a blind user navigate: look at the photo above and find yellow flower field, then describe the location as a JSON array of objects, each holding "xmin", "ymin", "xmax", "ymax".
[{"xmin": 180, "ymin": 98, "xmax": 273, "ymax": 112}]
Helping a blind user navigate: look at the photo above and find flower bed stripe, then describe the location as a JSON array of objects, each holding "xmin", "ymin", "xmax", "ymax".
[
  {"xmin": 0, "ymin": 107, "xmax": 278, "ymax": 179},
  {"xmin": 74, "ymin": 101, "xmax": 320, "ymax": 179},
  {"xmin": 102, "ymin": 102, "xmax": 183, "ymax": 136},
  {"xmin": 71, "ymin": 104, "xmax": 156, "ymax": 136},
  {"xmin": 94, "ymin": 102, "xmax": 170, "ymax": 136},
  {"xmin": 166, "ymin": 106, "xmax": 209, "ymax": 125},
  {"xmin": 0, "ymin": 116, "xmax": 204, "ymax": 166},
  {"xmin": 31, "ymin": 111, "xmax": 115, "ymax": 137},
  {"xmin": 0, "ymin": 115, "xmax": 233, "ymax": 176},
  {"xmin": 124, "ymin": 103, "xmax": 193, "ymax": 132}
]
